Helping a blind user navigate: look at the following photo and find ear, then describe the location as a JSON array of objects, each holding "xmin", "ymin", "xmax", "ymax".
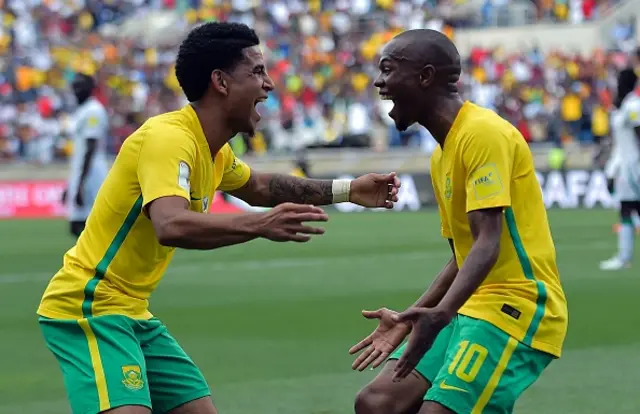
[
  {"xmin": 211, "ymin": 69, "xmax": 229, "ymax": 96},
  {"xmin": 419, "ymin": 65, "xmax": 435, "ymax": 88}
]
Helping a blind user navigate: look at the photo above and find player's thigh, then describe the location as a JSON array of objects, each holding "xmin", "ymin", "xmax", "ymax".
[
  {"xmin": 136, "ymin": 319, "xmax": 212, "ymax": 414},
  {"xmin": 355, "ymin": 320, "xmax": 456, "ymax": 414},
  {"xmin": 424, "ymin": 315, "xmax": 553, "ymax": 414},
  {"xmin": 167, "ymin": 396, "xmax": 218, "ymax": 414},
  {"xmin": 39, "ymin": 316, "xmax": 152, "ymax": 414}
]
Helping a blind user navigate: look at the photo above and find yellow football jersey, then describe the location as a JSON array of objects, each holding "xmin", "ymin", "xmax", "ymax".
[
  {"xmin": 38, "ymin": 105, "xmax": 251, "ymax": 320},
  {"xmin": 430, "ymin": 102, "xmax": 568, "ymax": 358}
]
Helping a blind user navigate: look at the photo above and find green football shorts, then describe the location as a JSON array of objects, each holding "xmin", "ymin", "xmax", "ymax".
[
  {"xmin": 389, "ymin": 315, "xmax": 554, "ymax": 414},
  {"xmin": 39, "ymin": 315, "xmax": 210, "ymax": 414}
]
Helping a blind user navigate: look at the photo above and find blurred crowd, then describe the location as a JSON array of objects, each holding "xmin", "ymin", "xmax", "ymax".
[{"xmin": 0, "ymin": 0, "xmax": 635, "ymax": 163}]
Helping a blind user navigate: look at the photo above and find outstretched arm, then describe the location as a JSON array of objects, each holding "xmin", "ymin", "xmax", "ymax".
[
  {"xmin": 229, "ymin": 173, "xmax": 334, "ymax": 207},
  {"xmin": 228, "ymin": 170, "xmax": 400, "ymax": 208},
  {"xmin": 147, "ymin": 196, "xmax": 327, "ymax": 250}
]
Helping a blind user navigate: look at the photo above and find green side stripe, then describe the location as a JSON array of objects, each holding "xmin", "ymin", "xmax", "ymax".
[
  {"xmin": 504, "ymin": 207, "xmax": 547, "ymax": 346},
  {"xmin": 81, "ymin": 195, "xmax": 143, "ymax": 318}
]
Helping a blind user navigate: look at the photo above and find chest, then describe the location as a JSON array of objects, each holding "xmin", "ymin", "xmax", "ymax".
[
  {"xmin": 434, "ymin": 150, "xmax": 467, "ymax": 216},
  {"xmin": 187, "ymin": 149, "xmax": 225, "ymax": 214}
]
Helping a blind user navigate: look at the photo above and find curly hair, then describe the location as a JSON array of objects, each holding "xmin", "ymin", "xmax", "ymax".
[{"xmin": 175, "ymin": 22, "xmax": 260, "ymax": 102}]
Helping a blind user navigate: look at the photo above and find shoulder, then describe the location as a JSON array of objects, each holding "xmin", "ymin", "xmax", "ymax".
[
  {"xmin": 144, "ymin": 111, "xmax": 197, "ymax": 144},
  {"xmin": 430, "ymin": 145, "xmax": 443, "ymax": 166}
]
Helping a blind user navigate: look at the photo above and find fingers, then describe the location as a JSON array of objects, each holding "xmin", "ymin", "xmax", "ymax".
[
  {"xmin": 348, "ymin": 336, "xmax": 373, "ymax": 355},
  {"xmin": 372, "ymin": 351, "xmax": 389, "ymax": 369},
  {"xmin": 291, "ymin": 212, "xmax": 329, "ymax": 223},
  {"xmin": 279, "ymin": 203, "xmax": 326, "ymax": 215},
  {"xmin": 392, "ymin": 352, "xmax": 415, "ymax": 381},
  {"xmin": 392, "ymin": 308, "xmax": 424, "ymax": 323},
  {"xmin": 361, "ymin": 309, "xmax": 382, "ymax": 319},
  {"xmin": 286, "ymin": 233, "xmax": 312, "ymax": 243},
  {"xmin": 356, "ymin": 348, "xmax": 382, "ymax": 371},
  {"xmin": 288, "ymin": 225, "xmax": 325, "ymax": 235}
]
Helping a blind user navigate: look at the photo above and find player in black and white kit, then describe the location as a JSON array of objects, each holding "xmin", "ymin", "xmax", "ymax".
[
  {"xmin": 61, "ymin": 74, "xmax": 109, "ymax": 238},
  {"xmin": 601, "ymin": 68, "xmax": 640, "ymax": 270}
]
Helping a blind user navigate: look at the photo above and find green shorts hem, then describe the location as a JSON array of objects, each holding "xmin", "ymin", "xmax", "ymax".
[
  {"xmin": 80, "ymin": 399, "xmax": 151, "ymax": 414},
  {"xmin": 425, "ymin": 395, "xmax": 466, "ymax": 414},
  {"xmin": 161, "ymin": 388, "xmax": 212, "ymax": 413}
]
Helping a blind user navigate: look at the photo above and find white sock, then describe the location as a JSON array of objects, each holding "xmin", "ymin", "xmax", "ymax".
[{"xmin": 619, "ymin": 222, "xmax": 635, "ymax": 263}]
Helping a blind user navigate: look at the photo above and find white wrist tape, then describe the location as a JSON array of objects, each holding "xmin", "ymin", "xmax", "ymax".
[{"xmin": 332, "ymin": 179, "xmax": 351, "ymax": 203}]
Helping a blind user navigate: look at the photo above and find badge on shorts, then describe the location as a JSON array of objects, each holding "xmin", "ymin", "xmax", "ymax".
[{"xmin": 122, "ymin": 365, "xmax": 144, "ymax": 390}]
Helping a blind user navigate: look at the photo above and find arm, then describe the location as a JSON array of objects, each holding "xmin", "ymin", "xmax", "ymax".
[
  {"xmin": 147, "ymin": 196, "xmax": 263, "ymax": 249},
  {"xmin": 411, "ymin": 239, "xmax": 458, "ymax": 309},
  {"xmin": 434, "ymin": 209, "xmax": 502, "ymax": 315},
  {"xmin": 139, "ymin": 133, "xmax": 327, "ymax": 250},
  {"xmin": 228, "ymin": 172, "xmax": 333, "ymax": 207},
  {"xmin": 77, "ymin": 138, "xmax": 97, "ymax": 191}
]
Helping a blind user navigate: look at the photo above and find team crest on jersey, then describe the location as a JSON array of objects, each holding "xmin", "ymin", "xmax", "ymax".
[
  {"xmin": 444, "ymin": 176, "xmax": 452, "ymax": 199},
  {"xmin": 87, "ymin": 116, "xmax": 99, "ymax": 127},
  {"xmin": 202, "ymin": 196, "xmax": 209, "ymax": 213},
  {"xmin": 122, "ymin": 365, "xmax": 144, "ymax": 390}
]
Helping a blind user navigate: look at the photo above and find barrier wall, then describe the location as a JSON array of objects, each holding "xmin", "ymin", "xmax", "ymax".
[{"xmin": 0, "ymin": 169, "xmax": 616, "ymax": 219}]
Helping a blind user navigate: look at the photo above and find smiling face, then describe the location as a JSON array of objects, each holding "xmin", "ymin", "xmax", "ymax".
[
  {"xmin": 373, "ymin": 40, "xmax": 425, "ymax": 132},
  {"xmin": 212, "ymin": 46, "xmax": 275, "ymax": 136}
]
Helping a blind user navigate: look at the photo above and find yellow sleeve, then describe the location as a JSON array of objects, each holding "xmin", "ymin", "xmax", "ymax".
[
  {"xmin": 461, "ymin": 132, "xmax": 512, "ymax": 213},
  {"xmin": 218, "ymin": 144, "xmax": 251, "ymax": 192},
  {"xmin": 137, "ymin": 126, "xmax": 197, "ymax": 209},
  {"xmin": 430, "ymin": 153, "xmax": 452, "ymax": 239}
]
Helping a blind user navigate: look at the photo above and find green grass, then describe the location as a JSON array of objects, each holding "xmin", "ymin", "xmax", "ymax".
[{"xmin": 0, "ymin": 209, "xmax": 638, "ymax": 413}]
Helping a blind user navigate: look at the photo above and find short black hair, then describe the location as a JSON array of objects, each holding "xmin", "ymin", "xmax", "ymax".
[
  {"xmin": 615, "ymin": 68, "xmax": 637, "ymax": 108},
  {"xmin": 73, "ymin": 73, "xmax": 96, "ymax": 90},
  {"xmin": 175, "ymin": 22, "xmax": 260, "ymax": 102},
  {"xmin": 393, "ymin": 29, "xmax": 461, "ymax": 89}
]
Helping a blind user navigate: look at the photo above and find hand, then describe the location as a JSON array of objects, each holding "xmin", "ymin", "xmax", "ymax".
[
  {"xmin": 258, "ymin": 203, "xmax": 328, "ymax": 242},
  {"xmin": 75, "ymin": 189, "xmax": 84, "ymax": 207},
  {"xmin": 391, "ymin": 307, "xmax": 453, "ymax": 381},
  {"xmin": 349, "ymin": 172, "xmax": 401, "ymax": 209},
  {"xmin": 348, "ymin": 308, "xmax": 411, "ymax": 371},
  {"xmin": 61, "ymin": 188, "xmax": 68, "ymax": 204}
]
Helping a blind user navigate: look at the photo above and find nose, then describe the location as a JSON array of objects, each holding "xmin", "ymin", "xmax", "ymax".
[
  {"xmin": 263, "ymin": 74, "xmax": 275, "ymax": 92},
  {"xmin": 373, "ymin": 75, "xmax": 384, "ymax": 88}
]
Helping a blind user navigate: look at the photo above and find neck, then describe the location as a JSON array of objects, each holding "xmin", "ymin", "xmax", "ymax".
[
  {"xmin": 417, "ymin": 94, "xmax": 464, "ymax": 147},
  {"xmin": 191, "ymin": 100, "xmax": 234, "ymax": 156}
]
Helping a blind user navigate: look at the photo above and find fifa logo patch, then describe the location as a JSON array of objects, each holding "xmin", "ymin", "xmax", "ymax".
[
  {"xmin": 122, "ymin": 365, "xmax": 144, "ymax": 390},
  {"xmin": 470, "ymin": 164, "xmax": 503, "ymax": 200}
]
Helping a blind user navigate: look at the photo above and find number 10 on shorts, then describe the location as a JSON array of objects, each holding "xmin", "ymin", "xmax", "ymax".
[{"xmin": 448, "ymin": 341, "xmax": 488, "ymax": 383}]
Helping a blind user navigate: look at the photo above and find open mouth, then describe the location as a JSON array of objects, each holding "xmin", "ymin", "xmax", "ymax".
[
  {"xmin": 254, "ymin": 96, "xmax": 268, "ymax": 107},
  {"xmin": 378, "ymin": 91, "xmax": 394, "ymax": 101}
]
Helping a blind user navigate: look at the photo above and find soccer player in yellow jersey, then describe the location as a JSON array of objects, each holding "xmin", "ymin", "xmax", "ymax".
[
  {"xmin": 37, "ymin": 22, "xmax": 401, "ymax": 414},
  {"xmin": 349, "ymin": 30, "xmax": 568, "ymax": 414}
]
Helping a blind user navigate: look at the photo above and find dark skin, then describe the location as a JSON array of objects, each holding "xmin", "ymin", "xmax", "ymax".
[
  {"xmin": 149, "ymin": 46, "xmax": 401, "ymax": 252},
  {"xmin": 352, "ymin": 31, "xmax": 504, "ymax": 414}
]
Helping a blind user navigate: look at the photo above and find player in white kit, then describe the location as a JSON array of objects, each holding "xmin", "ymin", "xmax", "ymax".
[
  {"xmin": 61, "ymin": 74, "xmax": 110, "ymax": 238},
  {"xmin": 601, "ymin": 68, "xmax": 640, "ymax": 270}
]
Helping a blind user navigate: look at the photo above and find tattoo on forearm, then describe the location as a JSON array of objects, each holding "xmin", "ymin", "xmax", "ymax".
[{"xmin": 268, "ymin": 175, "xmax": 333, "ymax": 206}]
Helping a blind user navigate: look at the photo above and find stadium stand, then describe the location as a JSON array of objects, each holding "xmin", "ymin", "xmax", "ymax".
[{"xmin": 0, "ymin": 0, "xmax": 635, "ymax": 164}]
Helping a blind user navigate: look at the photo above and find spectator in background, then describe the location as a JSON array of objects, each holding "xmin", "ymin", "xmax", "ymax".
[{"xmin": 0, "ymin": 0, "xmax": 633, "ymax": 164}]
